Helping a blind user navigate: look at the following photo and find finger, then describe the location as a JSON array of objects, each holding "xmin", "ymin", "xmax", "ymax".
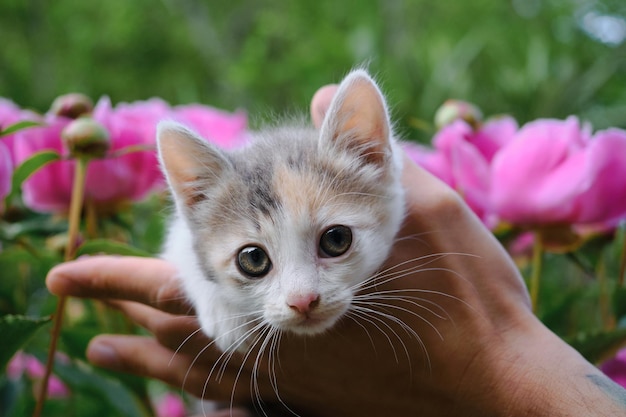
[
  {"xmin": 310, "ymin": 84, "xmax": 338, "ymax": 128},
  {"xmin": 87, "ymin": 335, "xmax": 250, "ymax": 402},
  {"xmin": 46, "ymin": 255, "xmax": 190, "ymax": 314},
  {"xmin": 105, "ymin": 300, "xmax": 212, "ymax": 355}
]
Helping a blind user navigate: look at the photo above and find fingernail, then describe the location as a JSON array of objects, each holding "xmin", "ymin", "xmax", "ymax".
[{"xmin": 88, "ymin": 341, "xmax": 120, "ymax": 368}]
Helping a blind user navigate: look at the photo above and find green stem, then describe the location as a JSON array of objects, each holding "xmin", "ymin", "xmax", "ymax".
[
  {"xmin": 597, "ymin": 258, "xmax": 615, "ymax": 330},
  {"xmin": 33, "ymin": 158, "xmax": 88, "ymax": 417},
  {"xmin": 530, "ymin": 232, "xmax": 544, "ymax": 313}
]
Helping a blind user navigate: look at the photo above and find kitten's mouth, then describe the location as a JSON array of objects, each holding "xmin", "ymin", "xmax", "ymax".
[{"xmin": 286, "ymin": 314, "xmax": 339, "ymax": 335}]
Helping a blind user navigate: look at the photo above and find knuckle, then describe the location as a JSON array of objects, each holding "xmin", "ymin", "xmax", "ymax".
[{"xmin": 154, "ymin": 280, "xmax": 187, "ymax": 313}]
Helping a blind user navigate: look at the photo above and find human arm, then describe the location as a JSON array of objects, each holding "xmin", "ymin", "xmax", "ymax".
[{"xmin": 45, "ymin": 86, "xmax": 626, "ymax": 417}]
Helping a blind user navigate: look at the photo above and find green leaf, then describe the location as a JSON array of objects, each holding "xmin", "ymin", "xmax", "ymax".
[
  {"xmin": 5, "ymin": 150, "xmax": 61, "ymax": 207},
  {"xmin": 53, "ymin": 360, "xmax": 151, "ymax": 417},
  {"xmin": 76, "ymin": 239, "xmax": 152, "ymax": 257},
  {"xmin": 613, "ymin": 287, "xmax": 626, "ymax": 322},
  {"xmin": 567, "ymin": 327, "xmax": 626, "ymax": 364},
  {"xmin": 0, "ymin": 216, "xmax": 67, "ymax": 242},
  {"xmin": 0, "ymin": 314, "xmax": 51, "ymax": 371},
  {"xmin": 0, "ymin": 120, "xmax": 42, "ymax": 137}
]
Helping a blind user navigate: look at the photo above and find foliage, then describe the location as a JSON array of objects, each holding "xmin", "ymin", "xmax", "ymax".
[
  {"xmin": 1, "ymin": 0, "xmax": 625, "ymax": 140},
  {"xmin": 0, "ymin": 1, "xmax": 626, "ymax": 416}
]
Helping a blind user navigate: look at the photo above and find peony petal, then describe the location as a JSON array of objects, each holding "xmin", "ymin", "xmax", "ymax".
[
  {"xmin": 432, "ymin": 119, "xmax": 473, "ymax": 155},
  {"xmin": 472, "ymin": 115, "xmax": 518, "ymax": 161},
  {"xmin": 448, "ymin": 136, "xmax": 492, "ymax": 221},
  {"xmin": 173, "ymin": 105, "xmax": 249, "ymax": 149},
  {"xmin": 15, "ymin": 118, "xmax": 75, "ymax": 213},
  {"xmin": 155, "ymin": 392, "xmax": 186, "ymax": 417},
  {"xmin": 570, "ymin": 128, "xmax": 626, "ymax": 224},
  {"xmin": 47, "ymin": 375, "xmax": 70, "ymax": 398},
  {"xmin": 490, "ymin": 117, "xmax": 590, "ymax": 224},
  {"xmin": 403, "ymin": 142, "xmax": 454, "ymax": 187},
  {"xmin": 6, "ymin": 351, "xmax": 26, "ymax": 379}
]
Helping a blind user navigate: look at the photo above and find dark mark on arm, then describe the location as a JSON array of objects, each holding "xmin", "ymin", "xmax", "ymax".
[{"xmin": 587, "ymin": 373, "xmax": 626, "ymax": 409}]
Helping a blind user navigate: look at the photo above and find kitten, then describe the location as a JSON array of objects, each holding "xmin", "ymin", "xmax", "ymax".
[{"xmin": 157, "ymin": 69, "xmax": 405, "ymax": 353}]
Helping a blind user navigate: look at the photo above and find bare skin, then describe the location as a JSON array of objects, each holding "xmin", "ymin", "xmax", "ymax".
[{"xmin": 46, "ymin": 86, "xmax": 626, "ymax": 417}]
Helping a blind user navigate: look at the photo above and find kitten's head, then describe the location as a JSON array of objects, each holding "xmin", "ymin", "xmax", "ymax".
[{"xmin": 158, "ymin": 70, "xmax": 404, "ymax": 346}]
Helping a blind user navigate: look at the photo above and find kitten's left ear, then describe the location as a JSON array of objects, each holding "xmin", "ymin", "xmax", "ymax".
[{"xmin": 320, "ymin": 70, "xmax": 391, "ymax": 166}]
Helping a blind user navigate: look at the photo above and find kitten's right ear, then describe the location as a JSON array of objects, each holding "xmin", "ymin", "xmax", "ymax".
[
  {"xmin": 157, "ymin": 121, "xmax": 231, "ymax": 206},
  {"xmin": 319, "ymin": 70, "xmax": 391, "ymax": 167}
]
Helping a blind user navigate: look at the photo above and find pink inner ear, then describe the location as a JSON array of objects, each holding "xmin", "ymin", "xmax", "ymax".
[
  {"xmin": 158, "ymin": 124, "xmax": 227, "ymax": 206},
  {"xmin": 159, "ymin": 130, "xmax": 202, "ymax": 201},
  {"xmin": 327, "ymin": 74, "xmax": 391, "ymax": 166}
]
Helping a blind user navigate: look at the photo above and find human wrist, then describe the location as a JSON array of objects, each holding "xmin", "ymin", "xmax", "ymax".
[{"xmin": 484, "ymin": 321, "xmax": 625, "ymax": 417}]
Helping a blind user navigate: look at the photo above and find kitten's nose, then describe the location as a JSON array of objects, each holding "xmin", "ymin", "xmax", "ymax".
[{"xmin": 288, "ymin": 293, "xmax": 320, "ymax": 314}]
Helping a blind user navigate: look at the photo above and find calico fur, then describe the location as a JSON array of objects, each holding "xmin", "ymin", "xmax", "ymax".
[{"xmin": 158, "ymin": 70, "xmax": 405, "ymax": 353}]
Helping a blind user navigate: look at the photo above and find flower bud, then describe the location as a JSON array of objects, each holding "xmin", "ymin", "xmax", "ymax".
[
  {"xmin": 61, "ymin": 117, "xmax": 110, "ymax": 160},
  {"xmin": 435, "ymin": 99, "xmax": 483, "ymax": 130},
  {"xmin": 50, "ymin": 93, "xmax": 93, "ymax": 119}
]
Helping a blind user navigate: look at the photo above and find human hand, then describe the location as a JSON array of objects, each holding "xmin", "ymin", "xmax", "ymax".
[
  {"xmin": 45, "ymin": 164, "xmax": 531, "ymax": 416},
  {"xmin": 46, "ymin": 84, "xmax": 622, "ymax": 417}
]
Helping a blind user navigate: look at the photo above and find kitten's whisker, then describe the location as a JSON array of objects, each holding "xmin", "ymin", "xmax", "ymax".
[
  {"xmin": 349, "ymin": 306, "xmax": 401, "ymax": 363},
  {"xmin": 354, "ymin": 293, "xmax": 449, "ymax": 321},
  {"xmin": 169, "ymin": 327, "xmax": 204, "ymax": 366},
  {"xmin": 250, "ymin": 326, "xmax": 273, "ymax": 417},
  {"xmin": 357, "ymin": 261, "xmax": 473, "ymax": 294},
  {"xmin": 210, "ymin": 309, "xmax": 267, "ymax": 326},
  {"xmin": 199, "ymin": 320, "xmax": 270, "ymax": 417},
  {"xmin": 351, "ymin": 304, "xmax": 431, "ymax": 374},
  {"xmin": 372, "ymin": 251, "xmax": 477, "ymax": 280},
  {"xmin": 257, "ymin": 328, "xmax": 302, "ymax": 417},
  {"xmin": 356, "ymin": 288, "xmax": 474, "ymax": 315},
  {"xmin": 353, "ymin": 300, "xmax": 444, "ymax": 342},
  {"xmin": 343, "ymin": 311, "xmax": 378, "ymax": 355},
  {"xmin": 215, "ymin": 320, "xmax": 268, "ymax": 382},
  {"xmin": 182, "ymin": 316, "xmax": 263, "ymax": 393},
  {"xmin": 391, "ymin": 229, "xmax": 457, "ymax": 249},
  {"xmin": 393, "ymin": 230, "xmax": 441, "ymax": 241},
  {"xmin": 353, "ymin": 304, "xmax": 417, "ymax": 372},
  {"xmin": 227, "ymin": 323, "xmax": 274, "ymax": 417},
  {"xmin": 376, "ymin": 266, "xmax": 471, "ymax": 291},
  {"xmin": 353, "ymin": 252, "xmax": 476, "ymax": 293}
]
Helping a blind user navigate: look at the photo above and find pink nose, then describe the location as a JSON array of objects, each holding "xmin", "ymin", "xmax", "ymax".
[{"xmin": 288, "ymin": 293, "xmax": 320, "ymax": 314}]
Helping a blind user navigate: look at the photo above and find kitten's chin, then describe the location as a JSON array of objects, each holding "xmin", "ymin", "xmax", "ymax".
[{"xmin": 281, "ymin": 314, "xmax": 340, "ymax": 336}]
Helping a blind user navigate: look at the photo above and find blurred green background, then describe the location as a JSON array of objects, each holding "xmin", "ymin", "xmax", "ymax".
[{"xmin": 1, "ymin": 0, "xmax": 625, "ymax": 140}]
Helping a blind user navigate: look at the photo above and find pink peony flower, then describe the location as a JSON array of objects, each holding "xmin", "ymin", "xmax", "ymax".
[
  {"xmin": 405, "ymin": 116, "xmax": 518, "ymax": 226},
  {"xmin": 0, "ymin": 98, "xmax": 25, "ymax": 130},
  {"xmin": 490, "ymin": 117, "xmax": 626, "ymax": 227},
  {"xmin": 7, "ymin": 352, "xmax": 70, "ymax": 398},
  {"xmin": 0, "ymin": 98, "xmax": 41, "ymax": 160},
  {"xmin": 12, "ymin": 97, "xmax": 249, "ymax": 214},
  {"xmin": 155, "ymin": 392, "xmax": 186, "ymax": 417},
  {"xmin": 173, "ymin": 105, "xmax": 250, "ymax": 149},
  {"xmin": 600, "ymin": 348, "xmax": 626, "ymax": 389}
]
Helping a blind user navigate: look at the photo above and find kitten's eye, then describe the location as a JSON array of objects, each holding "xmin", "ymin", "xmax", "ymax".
[
  {"xmin": 319, "ymin": 225, "xmax": 352, "ymax": 257},
  {"xmin": 237, "ymin": 246, "xmax": 272, "ymax": 278}
]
